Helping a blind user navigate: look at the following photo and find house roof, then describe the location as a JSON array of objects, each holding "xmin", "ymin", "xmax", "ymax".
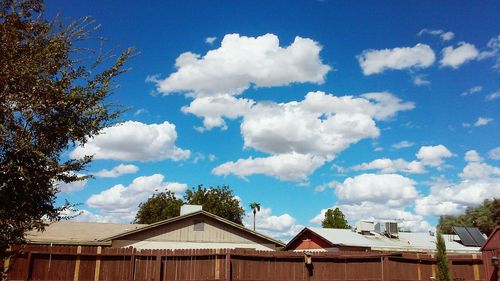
[
  {"xmin": 480, "ymin": 226, "xmax": 500, "ymax": 251},
  {"xmin": 286, "ymin": 227, "xmax": 481, "ymax": 253},
  {"xmin": 26, "ymin": 221, "xmax": 147, "ymax": 245},
  {"xmin": 103, "ymin": 210, "xmax": 286, "ymax": 247}
]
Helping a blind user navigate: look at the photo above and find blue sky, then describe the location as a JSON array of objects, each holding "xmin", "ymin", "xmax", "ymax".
[{"xmin": 47, "ymin": 0, "xmax": 499, "ymax": 240}]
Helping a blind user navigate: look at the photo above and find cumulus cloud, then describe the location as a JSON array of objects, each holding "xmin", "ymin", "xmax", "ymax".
[
  {"xmin": 474, "ymin": 117, "xmax": 493, "ymax": 127},
  {"xmin": 212, "ymin": 91, "xmax": 414, "ymax": 180},
  {"xmin": 154, "ymin": 33, "xmax": 330, "ymax": 98},
  {"xmin": 212, "ymin": 153, "xmax": 326, "ymax": 181},
  {"xmin": 461, "ymin": 86, "xmax": 482, "ymax": 97},
  {"xmin": 460, "ymin": 162, "xmax": 500, "ymax": 179},
  {"xmin": 478, "ymin": 34, "xmax": 500, "ymax": 69},
  {"xmin": 464, "ymin": 150, "xmax": 482, "ymax": 162},
  {"xmin": 440, "ymin": 42, "xmax": 479, "ymax": 69},
  {"xmin": 416, "ymin": 145, "xmax": 453, "ymax": 167},
  {"xmin": 70, "ymin": 121, "xmax": 191, "ymax": 162},
  {"xmin": 205, "ymin": 36, "xmax": 217, "ymax": 45},
  {"xmin": 417, "ymin": 28, "xmax": 455, "ymax": 41},
  {"xmin": 353, "ymin": 158, "xmax": 425, "ymax": 174},
  {"xmin": 413, "ymin": 75, "xmax": 430, "ymax": 86},
  {"xmin": 357, "ymin": 44, "xmax": 435, "ymax": 75},
  {"xmin": 56, "ymin": 174, "xmax": 87, "ymax": 194},
  {"xmin": 392, "ymin": 140, "xmax": 415, "ymax": 150},
  {"xmin": 489, "ymin": 147, "xmax": 500, "ymax": 160},
  {"xmin": 486, "ymin": 90, "xmax": 500, "ymax": 101},
  {"xmin": 86, "ymin": 174, "xmax": 188, "ymax": 220},
  {"xmin": 61, "ymin": 208, "xmax": 123, "ymax": 224},
  {"xmin": 94, "ymin": 164, "xmax": 139, "ymax": 178},
  {"xmin": 243, "ymin": 207, "xmax": 303, "ymax": 241}
]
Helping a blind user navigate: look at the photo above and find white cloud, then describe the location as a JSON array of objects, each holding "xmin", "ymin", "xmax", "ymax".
[
  {"xmin": 460, "ymin": 162, "xmax": 500, "ymax": 179},
  {"xmin": 416, "ymin": 145, "xmax": 453, "ymax": 167},
  {"xmin": 413, "ymin": 75, "xmax": 430, "ymax": 86},
  {"xmin": 416, "ymin": 178, "xmax": 500, "ymax": 216},
  {"xmin": 357, "ymin": 44, "xmax": 435, "ymax": 75},
  {"xmin": 212, "ymin": 153, "xmax": 326, "ymax": 181},
  {"xmin": 212, "ymin": 91, "xmax": 414, "ymax": 180},
  {"xmin": 353, "ymin": 158, "xmax": 426, "ymax": 174},
  {"xmin": 392, "ymin": 140, "xmax": 415, "ymax": 149},
  {"xmin": 243, "ymin": 207, "xmax": 303, "ymax": 241},
  {"xmin": 335, "ymin": 173, "xmax": 418, "ymax": 207},
  {"xmin": 485, "ymin": 90, "xmax": 500, "ymax": 101},
  {"xmin": 155, "ymin": 33, "xmax": 330, "ymax": 98},
  {"xmin": 440, "ymin": 42, "xmax": 479, "ymax": 69},
  {"xmin": 417, "ymin": 29, "xmax": 455, "ymax": 41},
  {"xmin": 461, "ymin": 86, "xmax": 482, "ymax": 97},
  {"xmin": 489, "ymin": 147, "xmax": 500, "ymax": 160},
  {"xmin": 478, "ymin": 34, "xmax": 500, "ymax": 69},
  {"xmin": 205, "ymin": 36, "xmax": 217, "ymax": 45},
  {"xmin": 94, "ymin": 164, "xmax": 139, "ymax": 178},
  {"xmin": 474, "ymin": 117, "xmax": 493, "ymax": 127},
  {"xmin": 86, "ymin": 174, "xmax": 188, "ymax": 219},
  {"xmin": 56, "ymin": 175, "xmax": 87, "ymax": 194},
  {"xmin": 464, "ymin": 150, "xmax": 482, "ymax": 162},
  {"xmin": 70, "ymin": 121, "xmax": 191, "ymax": 162},
  {"xmin": 61, "ymin": 209, "xmax": 123, "ymax": 224}
]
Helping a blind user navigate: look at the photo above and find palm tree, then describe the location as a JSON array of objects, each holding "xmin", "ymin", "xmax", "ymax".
[{"xmin": 249, "ymin": 202, "xmax": 261, "ymax": 231}]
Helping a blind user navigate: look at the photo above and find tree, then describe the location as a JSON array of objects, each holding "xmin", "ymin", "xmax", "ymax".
[
  {"xmin": 134, "ymin": 191, "xmax": 183, "ymax": 224},
  {"xmin": 184, "ymin": 185, "xmax": 245, "ymax": 224},
  {"xmin": 0, "ymin": 0, "xmax": 134, "ymax": 259},
  {"xmin": 322, "ymin": 208, "xmax": 350, "ymax": 229},
  {"xmin": 438, "ymin": 198, "xmax": 499, "ymax": 236},
  {"xmin": 249, "ymin": 202, "xmax": 261, "ymax": 231},
  {"xmin": 436, "ymin": 232, "xmax": 452, "ymax": 281}
]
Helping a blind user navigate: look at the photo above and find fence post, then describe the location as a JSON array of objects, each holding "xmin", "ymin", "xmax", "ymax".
[
  {"xmin": 73, "ymin": 245, "xmax": 82, "ymax": 281},
  {"xmin": 128, "ymin": 248, "xmax": 136, "ymax": 281},
  {"xmin": 225, "ymin": 253, "xmax": 231, "ymax": 281},
  {"xmin": 431, "ymin": 254, "xmax": 436, "ymax": 278},
  {"xmin": 472, "ymin": 254, "xmax": 480, "ymax": 281},
  {"xmin": 417, "ymin": 253, "xmax": 422, "ymax": 281},
  {"xmin": 94, "ymin": 246, "xmax": 102, "ymax": 281},
  {"xmin": 155, "ymin": 252, "xmax": 162, "ymax": 281},
  {"xmin": 215, "ymin": 249, "xmax": 220, "ymax": 280},
  {"xmin": 23, "ymin": 252, "xmax": 32, "ymax": 281}
]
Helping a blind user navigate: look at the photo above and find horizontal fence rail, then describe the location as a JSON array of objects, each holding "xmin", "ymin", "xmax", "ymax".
[{"xmin": 2, "ymin": 245, "xmax": 485, "ymax": 281}]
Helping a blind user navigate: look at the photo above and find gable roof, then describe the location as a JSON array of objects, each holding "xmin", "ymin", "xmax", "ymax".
[
  {"xmin": 286, "ymin": 227, "xmax": 481, "ymax": 253},
  {"xmin": 102, "ymin": 210, "xmax": 285, "ymax": 247},
  {"xmin": 480, "ymin": 226, "xmax": 500, "ymax": 251},
  {"xmin": 26, "ymin": 221, "xmax": 147, "ymax": 245}
]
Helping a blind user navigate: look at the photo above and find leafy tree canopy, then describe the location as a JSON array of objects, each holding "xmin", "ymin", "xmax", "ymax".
[
  {"xmin": 322, "ymin": 208, "xmax": 351, "ymax": 229},
  {"xmin": 0, "ymin": 0, "xmax": 134, "ymax": 259},
  {"xmin": 438, "ymin": 198, "xmax": 499, "ymax": 236},
  {"xmin": 135, "ymin": 185, "xmax": 245, "ymax": 225}
]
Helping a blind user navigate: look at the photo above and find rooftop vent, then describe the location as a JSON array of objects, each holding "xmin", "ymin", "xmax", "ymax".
[
  {"xmin": 180, "ymin": 205, "xmax": 203, "ymax": 216},
  {"xmin": 374, "ymin": 222, "xmax": 399, "ymax": 238}
]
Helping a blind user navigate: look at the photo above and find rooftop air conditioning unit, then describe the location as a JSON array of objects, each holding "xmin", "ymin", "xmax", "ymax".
[
  {"xmin": 374, "ymin": 222, "xmax": 399, "ymax": 238},
  {"xmin": 356, "ymin": 220, "xmax": 375, "ymax": 234}
]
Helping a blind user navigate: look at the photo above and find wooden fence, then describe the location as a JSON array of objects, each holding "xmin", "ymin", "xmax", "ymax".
[{"xmin": 2, "ymin": 245, "xmax": 485, "ymax": 281}]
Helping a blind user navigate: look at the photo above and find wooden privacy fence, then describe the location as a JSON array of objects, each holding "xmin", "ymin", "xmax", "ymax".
[{"xmin": 3, "ymin": 245, "xmax": 485, "ymax": 281}]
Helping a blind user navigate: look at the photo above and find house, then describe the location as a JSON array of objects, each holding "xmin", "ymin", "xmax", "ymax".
[
  {"xmin": 26, "ymin": 207, "xmax": 285, "ymax": 250},
  {"xmin": 480, "ymin": 226, "xmax": 500, "ymax": 281},
  {"xmin": 285, "ymin": 226, "xmax": 483, "ymax": 254}
]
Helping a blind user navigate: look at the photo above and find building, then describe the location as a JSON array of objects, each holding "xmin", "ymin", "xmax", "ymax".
[
  {"xmin": 26, "ymin": 208, "xmax": 285, "ymax": 250},
  {"xmin": 480, "ymin": 226, "xmax": 500, "ymax": 281},
  {"xmin": 285, "ymin": 226, "xmax": 483, "ymax": 254}
]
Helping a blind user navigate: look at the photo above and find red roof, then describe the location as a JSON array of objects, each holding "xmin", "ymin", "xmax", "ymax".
[{"xmin": 480, "ymin": 226, "xmax": 500, "ymax": 251}]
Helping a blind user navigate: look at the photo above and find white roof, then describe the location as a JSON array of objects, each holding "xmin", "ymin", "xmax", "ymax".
[{"xmin": 306, "ymin": 227, "xmax": 481, "ymax": 253}]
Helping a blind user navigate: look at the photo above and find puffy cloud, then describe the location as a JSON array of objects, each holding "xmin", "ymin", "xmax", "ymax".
[
  {"xmin": 61, "ymin": 209, "xmax": 123, "ymax": 224},
  {"xmin": 243, "ymin": 207, "xmax": 303, "ymax": 241},
  {"xmin": 486, "ymin": 90, "xmax": 500, "ymax": 101},
  {"xmin": 440, "ymin": 42, "xmax": 479, "ymax": 69},
  {"xmin": 416, "ymin": 145, "xmax": 453, "ymax": 167},
  {"xmin": 70, "ymin": 121, "xmax": 191, "ymax": 162},
  {"xmin": 334, "ymin": 173, "xmax": 418, "ymax": 207},
  {"xmin": 212, "ymin": 153, "xmax": 326, "ymax": 181},
  {"xmin": 474, "ymin": 117, "xmax": 493, "ymax": 127},
  {"xmin": 392, "ymin": 140, "xmax": 415, "ymax": 150},
  {"xmin": 464, "ymin": 150, "xmax": 482, "ymax": 162},
  {"xmin": 459, "ymin": 162, "xmax": 500, "ymax": 179},
  {"xmin": 461, "ymin": 86, "xmax": 482, "ymax": 97},
  {"xmin": 86, "ymin": 174, "xmax": 188, "ymax": 219},
  {"xmin": 489, "ymin": 147, "xmax": 500, "ymax": 160},
  {"xmin": 417, "ymin": 29, "xmax": 455, "ymax": 41},
  {"xmin": 94, "ymin": 164, "xmax": 139, "ymax": 178},
  {"xmin": 213, "ymin": 91, "xmax": 414, "ymax": 180},
  {"xmin": 353, "ymin": 158, "xmax": 425, "ymax": 174},
  {"xmin": 155, "ymin": 33, "xmax": 330, "ymax": 98},
  {"xmin": 56, "ymin": 175, "xmax": 87, "ymax": 194},
  {"xmin": 357, "ymin": 44, "xmax": 435, "ymax": 75},
  {"xmin": 415, "ymin": 179, "xmax": 500, "ymax": 216}
]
